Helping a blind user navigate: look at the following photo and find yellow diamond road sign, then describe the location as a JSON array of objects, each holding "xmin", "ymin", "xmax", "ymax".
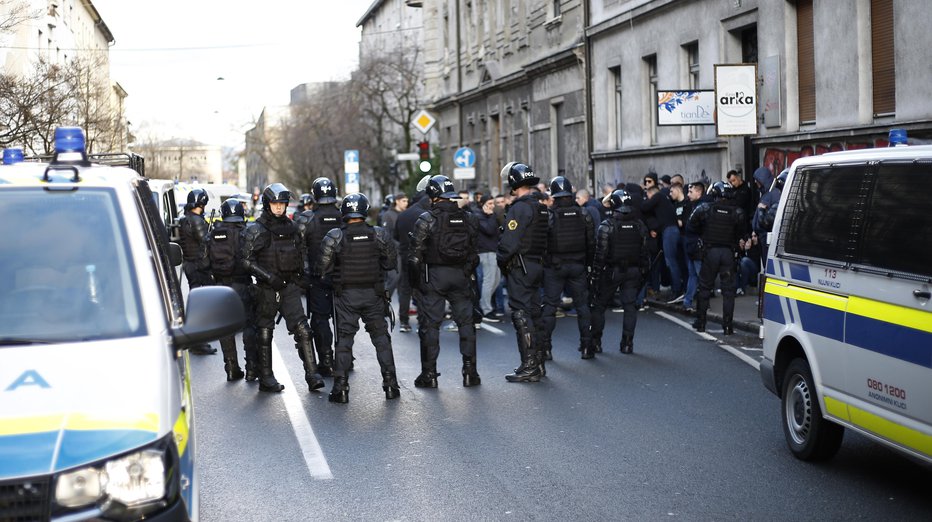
[{"xmin": 412, "ymin": 109, "xmax": 436, "ymax": 135}]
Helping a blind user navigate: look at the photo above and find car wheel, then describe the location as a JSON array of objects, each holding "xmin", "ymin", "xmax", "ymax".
[{"xmin": 781, "ymin": 358, "xmax": 844, "ymax": 461}]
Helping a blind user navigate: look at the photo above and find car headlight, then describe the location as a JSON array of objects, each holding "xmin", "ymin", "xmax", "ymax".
[{"xmin": 52, "ymin": 434, "xmax": 180, "ymax": 520}]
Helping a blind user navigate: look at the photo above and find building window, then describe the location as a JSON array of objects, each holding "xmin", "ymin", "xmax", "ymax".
[
  {"xmin": 550, "ymin": 101, "xmax": 565, "ymax": 177},
  {"xmin": 871, "ymin": 0, "xmax": 895, "ymax": 116},
  {"xmin": 645, "ymin": 54, "xmax": 658, "ymax": 145},
  {"xmin": 553, "ymin": 0, "xmax": 561, "ymax": 18},
  {"xmin": 609, "ymin": 66, "xmax": 622, "ymax": 149},
  {"xmin": 685, "ymin": 42, "xmax": 700, "ymax": 141},
  {"xmin": 797, "ymin": 0, "xmax": 816, "ymax": 124}
]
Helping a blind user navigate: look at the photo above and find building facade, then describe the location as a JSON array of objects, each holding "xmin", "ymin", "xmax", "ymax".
[
  {"xmin": 244, "ymin": 106, "xmax": 289, "ymax": 192},
  {"xmin": 588, "ymin": 0, "xmax": 932, "ymax": 189},
  {"xmin": 146, "ymin": 141, "xmax": 223, "ymax": 184}
]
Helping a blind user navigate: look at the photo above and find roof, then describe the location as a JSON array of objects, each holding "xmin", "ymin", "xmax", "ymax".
[{"xmin": 356, "ymin": 0, "xmax": 385, "ymax": 28}]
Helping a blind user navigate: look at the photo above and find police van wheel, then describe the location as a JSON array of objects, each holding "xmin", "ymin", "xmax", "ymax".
[{"xmin": 781, "ymin": 359, "xmax": 844, "ymax": 461}]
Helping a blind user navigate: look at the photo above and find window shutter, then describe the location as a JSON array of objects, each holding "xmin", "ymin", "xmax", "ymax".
[
  {"xmin": 797, "ymin": 0, "xmax": 815, "ymax": 123},
  {"xmin": 871, "ymin": 0, "xmax": 895, "ymax": 116}
]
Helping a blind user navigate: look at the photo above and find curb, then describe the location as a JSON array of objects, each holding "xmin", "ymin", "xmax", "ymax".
[{"xmin": 644, "ymin": 298, "xmax": 761, "ymax": 335}]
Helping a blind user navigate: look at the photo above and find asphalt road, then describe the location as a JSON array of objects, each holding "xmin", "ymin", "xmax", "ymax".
[{"xmin": 189, "ymin": 306, "xmax": 932, "ymax": 521}]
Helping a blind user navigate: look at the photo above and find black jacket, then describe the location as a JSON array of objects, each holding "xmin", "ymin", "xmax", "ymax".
[{"xmin": 477, "ymin": 211, "xmax": 500, "ymax": 254}]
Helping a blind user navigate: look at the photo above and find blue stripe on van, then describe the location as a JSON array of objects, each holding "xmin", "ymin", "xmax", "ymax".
[
  {"xmin": 763, "ymin": 292, "xmax": 785, "ymax": 324},
  {"xmin": 766, "ymin": 258, "xmax": 776, "ymax": 276},
  {"xmin": 797, "ymin": 301, "xmax": 845, "ymax": 342},
  {"xmin": 789, "ymin": 263, "xmax": 811, "ymax": 282},
  {"xmin": 846, "ymin": 314, "xmax": 932, "ymax": 369}
]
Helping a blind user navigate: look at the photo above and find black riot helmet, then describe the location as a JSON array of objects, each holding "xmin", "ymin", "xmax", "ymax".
[
  {"xmin": 340, "ymin": 192, "xmax": 370, "ymax": 221},
  {"xmin": 707, "ymin": 180, "xmax": 733, "ymax": 201},
  {"xmin": 425, "ymin": 175, "xmax": 459, "ymax": 200},
  {"xmin": 299, "ymin": 193, "xmax": 314, "ymax": 208},
  {"xmin": 187, "ymin": 188, "xmax": 209, "ymax": 209},
  {"xmin": 608, "ymin": 189, "xmax": 633, "ymax": 214},
  {"xmin": 220, "ymin": 198, "xmax": 246, "ymax": 222},
  {"xmin": 262, "ymin": 182, "xmax": 292, "ymax": 212},
  {"xmin": 383, "ymin": 194, "xmax": 395, "ymax": 208},
  {"xmin": 549, "ymin": 176, "xmax": 574, "ymax": 198},
  {"xmin": 771, "ymin": 169, "xmax": 789, "ymax": 193},
  {"xmin": 312, "ymin": 177, "xmax": 338, "ymax": 204},
  {"xmin": 500, "ymin": 162, "xmax": 539, "ymax": 190}
]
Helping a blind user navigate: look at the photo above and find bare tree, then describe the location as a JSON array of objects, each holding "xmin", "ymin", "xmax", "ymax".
[{"xmin": 0, "ymin": 0, "xmax": 38, "ymax": 35}]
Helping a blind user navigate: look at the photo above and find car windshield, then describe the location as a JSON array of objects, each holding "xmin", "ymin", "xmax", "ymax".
[{"xmin": 0, "ymin": 187, "xmax": 146, "ymax": 344}]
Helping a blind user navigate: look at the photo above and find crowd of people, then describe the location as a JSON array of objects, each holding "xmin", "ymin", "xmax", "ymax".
[{"xmin": 176, "ymin": 162, "xmax": 786, "ymax": 403}]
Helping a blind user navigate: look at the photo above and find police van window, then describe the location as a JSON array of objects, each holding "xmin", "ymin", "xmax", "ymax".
[
  {"xmin": 782, "ymin": 164, "xmax": 864, "ymax": 263},
  {"xmin": 0, "ymin": 188, "xmax": 145, "ymax": 344},
  {"xmin": 858, "ymin": 163, "xmax": 932, "ymax": 278}
]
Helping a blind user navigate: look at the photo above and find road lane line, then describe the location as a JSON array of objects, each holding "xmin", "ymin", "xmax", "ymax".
[
  {"xmin": 271, "ymin": 341, "xmax": 333, "ymax": 480},
  {"xmin": 478, "ymin": 322, "xmax": 505, "ymax": 335},
  {"xmin": 656, "ymin": 311, "xmax": 761, "ymax": 371}
]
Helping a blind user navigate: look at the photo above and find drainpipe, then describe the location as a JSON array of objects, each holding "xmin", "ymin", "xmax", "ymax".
[
  {"xmin": 583, "ymin": 0, "xmax": 595, "ymax": 194},
  {"xmin": 456, "ymin": 0, "xmax": 463, "ymax": 154}
]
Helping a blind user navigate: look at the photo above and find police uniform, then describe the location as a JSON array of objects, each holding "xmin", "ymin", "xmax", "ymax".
[
  {"xmin": 316, "ymin": 193, "xmax": 399, "ymax": 403},
  {"xmin": 394, "ymin": 194, "xmax": 431, "ymax": 332},
  {"xmin": 242, "ymin": 183, "xmax": 324, "ymax": 393},
  {"xmin": 539, "ymin": 177, "xmax": 595, "ymax": 360},
  {"xmin": 178, "ymin": 189, "xmax": 217, "ymax": 355},
  {"xmin": 295, "ymin": 202, "xmax": 341, "ymax": 376},
  {"xmin": 590, "ymin": 190, "xmax": 650, "ymax": 354},
  {"xmin": 688, "ymin": 182, "xmax": 747, "ymax": 335},
  {"xmin": 208, "ymin": 200, "xmax": 257, "ymax": 381},
  {"xmin": 409, "ymin": 176, "xmax": 482, "ymax": 388},
  {"xmin": 497, "ymin": 162, "xmax": 549, "ymax": 382}
]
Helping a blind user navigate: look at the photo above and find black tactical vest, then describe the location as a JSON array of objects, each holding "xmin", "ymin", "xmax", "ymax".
[
  {"xmin": 703, "ymin": 204, "xmax": 737, "ymax": 247},
  {"xmin": 520, "ymin": 200, "xmax": 549, "ymax": 258},
  {"xmin": 610, "ymin": 219, "xmax": 643, "ymax": 266},
  {"xmin": 549, "ymin": 205, "xmax": 586, "ymax": 256},
  {"xmin": 334, "ymin": 224, "xmax": 381, "ymax": 289},
  {"xmin": 180, "ymin": 212, "xmax": 206, "ymax": 262},
  {"xmin": 257, "ymin": 226, "xmax": 302, "ymax": 276},
  {"xmin": 423, "ymin": 208, "xmax": 471, "ymax": 265},
  {"xmin": 209, "ymin": 222, "xmax": 244, "ymax": 278},
  {"xmin": 308, "ymin": 205, "xmax": 342, "ymax": 254}
]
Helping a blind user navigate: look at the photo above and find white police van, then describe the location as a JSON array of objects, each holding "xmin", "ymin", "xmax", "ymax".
[
  {"xmin": 760, "ymin": 133, "xmax": 932, "ymax": 463},
  {"xmin": 0, "ymin": 128, "xmax": 244, "ymax": 520}
]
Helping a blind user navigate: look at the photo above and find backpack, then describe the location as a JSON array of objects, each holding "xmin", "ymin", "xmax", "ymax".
[
  {"xmin": 434, "ymin": 209, "xmax": 472, "ymax": 265},
  {"xmin": 209, "ymin": 225, "xmax": 240, "ymax": 277}
]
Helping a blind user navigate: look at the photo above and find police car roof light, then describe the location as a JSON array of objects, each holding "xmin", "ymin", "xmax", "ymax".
[
  {"xmin": 888, "ymin": 128, "xmax": 908, "ymax": 146},
  {"xmin": 51, "ymin": 126, "xmax": 91, "ymax": 167},
  {"xmin": 2, "ymin": 148, "xmax": 24, "ymax": 165}
]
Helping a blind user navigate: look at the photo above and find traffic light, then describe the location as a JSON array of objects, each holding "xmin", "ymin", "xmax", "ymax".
[
  {"xmin": 389, "ymin": 162, "xmax": 399, "ymax": 178},
  {"xmin": 417, "ymin": 141, "xmax": 431, "ymax": 173}
]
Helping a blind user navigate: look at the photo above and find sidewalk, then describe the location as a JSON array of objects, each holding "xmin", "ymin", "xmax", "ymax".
[{"xmin": 645, "ymin": 289, "xmax": 763, "ymax": 335}]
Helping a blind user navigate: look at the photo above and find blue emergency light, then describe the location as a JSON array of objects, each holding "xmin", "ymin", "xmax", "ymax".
[
  {"xmin": 2, "ymin": 147, "xmax": 24, "ymax": 165},
  {"xmin": 54, "ymin": 126, "xmax": 87, "ymax": 153},
  {"xmin": 888, "ymin": 128, "xmax": 907, "ymax": 146}
]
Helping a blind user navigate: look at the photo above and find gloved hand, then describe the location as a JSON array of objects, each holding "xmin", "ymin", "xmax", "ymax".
[
  {"xmin": 296, "ymin": 275, "xmax": 313, "ymax": 290},
  {"xmin": 268, "ymin": 275, "xmax": 288, "ymax": 291}
]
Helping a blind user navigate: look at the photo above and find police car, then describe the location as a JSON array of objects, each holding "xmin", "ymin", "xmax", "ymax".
[
  {"xmin": 0, "ymin": 128, "xmax": 245, "ymax": 520},
  {"xmin": 760, "ymin": 132, "xmax": 932, "ymax": 464}
]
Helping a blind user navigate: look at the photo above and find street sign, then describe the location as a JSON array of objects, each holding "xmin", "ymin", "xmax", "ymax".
[
  {"xmin": 453, "ymin": 146, "xmax": 475, "ymax": 168},
  {"xmin": 345, "ymin": 171, "xmax": 360, "ymax": 194},
  {"xmin": 412, "ymin": 109, "xmax": 436, "ymax": 134},
  {"xmin": 453, "ymin": 168, "xmax": 475, "ymax": 180},
  {"xmin": 344, "ymin": 149, "xmax": 359, "ymax": 174}
]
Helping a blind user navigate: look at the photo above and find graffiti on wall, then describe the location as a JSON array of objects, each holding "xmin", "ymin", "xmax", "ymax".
[{"xmin": 762, "ymin": 137, "xmax": 890, "ymax": 172}]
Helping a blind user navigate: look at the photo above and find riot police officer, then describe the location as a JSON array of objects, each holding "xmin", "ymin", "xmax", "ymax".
[
  {"xmin": 293, "ymin": 177, "xmax": 340, "ymax": 376},
  {"xmin": 317, "ymin": 193, "xmax": 400, "ymax": 403},
  {"xmin": 409, "ymin": 175, "xmax": 482, "ymax": 388},
  {"xmin": 497, "ymin": 162, "xmax": 550, "ymax": 382},
  {"xmin": 179, "ymin": 188, "xmax": 217, "ymax": 355},
  {"xmin": 590, "ymin": 189, "xmax": 650, "ymax": 355},
  {"xmin": 242, "ymin": 183, "xmax": 324, "ymax": 393},
  {"xmin": 296, "ymin": 192, "xmax": 315, "ymax": 214},
  {"xmin": 208, "ymin": 198, "xmax": 258, "ymax": 381},
  {"xmin": 688, "ymin": 181, "xmax": 747, "ymax": 335},
  {"xmin": 539, "ymin": 176, "xmax": 595, "ymax": 360}
]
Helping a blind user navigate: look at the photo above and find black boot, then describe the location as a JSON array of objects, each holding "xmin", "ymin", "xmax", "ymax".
[
  {"xmin": 580, "ymin": 340, "xmax": 595, "ymax": 360},
  {"xmin": 592, "ymin": 338, "xmax": 603, "ymax": 353},
  {"xmin": 723, "ymin": 320, "xmax": 734, "ymax": 336},
  {"xmin": 296, "ymin": 328, "xmax": 325, "ymax": 392},
  {"xmin": 244, "ymin": 357, "xmax": 259, "ymax": 382},
  {"xmin": 256, "ymin": 329, "xmax": 284, "ymax": 393},
  {"xmin": 329, "ymin": 375, "xmax": 349, "ymax": 403},
  {"xmin": 620, "ymin": 334, "xmax": 634, "ymax": 354},
  {"xmin": 219, "ymin": 336, "xmax": 244, "ymax": 381},
  {"xmin": 462, "ymin": 355, "xmax": 481, "ymax": 387},
  {"xmin": 414, "ymin": 369, "xmax": 439, "ymax": 388},
  {"xmin": 506, "ymin": 318, "xmax": 541, "ymax": 383},
  {"xmin": 541, "ymin": 341, "xmax": 553, "ymax": 361},
  {"xmin": 314, "ymin": 332, "xmax": 334, "ymax": 377},
  {"xmin": 382, "ymin": 371, "xmax": 400, "ymax": 399}
]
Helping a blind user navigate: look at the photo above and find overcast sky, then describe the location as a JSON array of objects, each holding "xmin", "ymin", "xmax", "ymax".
[{"xmin": 93, "ymin": 0, "xmax": 374, "ymax": 150}]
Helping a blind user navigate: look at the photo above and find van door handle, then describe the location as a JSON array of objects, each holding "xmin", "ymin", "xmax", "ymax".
[{"xmin": 914, "ymin": 290, "xmax": 931, "ymax": 300}]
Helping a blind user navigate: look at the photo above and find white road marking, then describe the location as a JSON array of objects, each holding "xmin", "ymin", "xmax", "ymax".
[
  {"xmin": 271, "ymin": 340, "xmax": 333, "ymax": 480},
  {"xmin": 478, "ymin": 322, "xmax": 505, "ymax": 335},
  {"xmin": 656, "ymin": 311, "xmax": 761, "ymax": 371}
]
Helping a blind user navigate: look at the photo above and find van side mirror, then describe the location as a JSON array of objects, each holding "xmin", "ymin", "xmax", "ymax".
[
  {"xmin": 172, "ymin": 286, "xmax": 245, "ymax": 348},
  {"xmin": 168, "ymin": 242, "xmax": 183, "ymax": 267}
]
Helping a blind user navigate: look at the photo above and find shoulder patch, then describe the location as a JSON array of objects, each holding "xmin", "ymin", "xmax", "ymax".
[{"xmin": 507, "ymin": 219, "xmax": 518, "ymax": 231}]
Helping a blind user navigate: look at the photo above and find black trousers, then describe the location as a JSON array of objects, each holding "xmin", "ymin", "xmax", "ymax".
[
  {"xmin": 397, "ymin": 250, "xmax": 414, "ymax": 324},
  {"xmin": 333, "ymin": 287, "xmax": 396, "ymax": 377},
  {"xmin": 591, "ymin": 266, "xmax": 641, "ymax": 341},
  {"xmin": 254, "ymin": 282, "xmax": 309, "ymax": 333},
  {"xmin": 417, "ymin": 265, "xmax": 476, "ymax": 368},
  {"xmin": 506, "ymin": 259, "xmax": 545, "ymax": 346},
  {"xmin": 216, "ymin": 279, "xmax": 257, "ymax": 362},
  {"xmin": 697, "ymin": 246, "xmax": 737, "ymax": 323},
  {"xmin": 183, "ymin": 261, "xmax": 212, "ymax": 289},
  {"xmin": 540, "ymin": 262, "xmax": 592, "ymax": 349},
  {"xmin": 307, "ymin": 278, "xmax": 334, "ymax": 357}
]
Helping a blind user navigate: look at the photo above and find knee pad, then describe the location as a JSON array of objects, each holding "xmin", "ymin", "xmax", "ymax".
[
  {"xmin": 511, "ymin": 310, "xmax": 529, "ymax": 331},
  {"xmin": 256, "ymin": 328, "xmax": 273, "ymax": 345},
  {"xmin": 293, "ymin": 323, "xmax": 312, "ymax": 342}
]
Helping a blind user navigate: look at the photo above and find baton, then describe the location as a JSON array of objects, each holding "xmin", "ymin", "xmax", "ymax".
[{"xmin": 517, "ymin": 254, "xmax": 528, "ymax": 275}]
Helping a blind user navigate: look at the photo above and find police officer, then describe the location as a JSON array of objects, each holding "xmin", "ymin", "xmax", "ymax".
[
  {"xmin": 293, "ymin": 177, "xmax": 340, "ymax": 376},
  {"xmin": 590, "ymin": 189, "xmax": 650, "ymax": 355},
  {"xmin": 539, "ymin": 176, "xmax": 595, "ymax": 360},
  {"xmin": 316, "ymin": 193, "xmax": 400, "ymax": 403},
  {"xmin": 409, "ymin": 175, "xmax": 482, "ymax": 388},
  {"xmin": 497, "ymin": 162, "xmax": 550, "ymax": 382},
  {"xmin": 208, "ymin": 198, "xmax": 258, "ymax": 381},
  {"xmin": 242, "ymin": 183, "xmax": 324, "ymax": 393},
  {"xmin": 179, "ymin": 188, "xmax": 217, "ymax": 355},
  {"xmin": 296, "ymin": 192, "xmax": 315, "ymax": 214},
  {"xmin": 688, "ymin": 181, "xmax": 747, "ymax": 335}
]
